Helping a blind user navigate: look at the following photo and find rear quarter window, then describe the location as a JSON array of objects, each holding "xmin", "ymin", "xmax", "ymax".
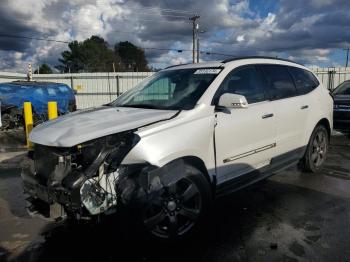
[
  {"xmin": 57, "ymin": 85, "xmax": 71, "ymax": 94},
  {"xmin": 260, "ymin": 65, "xmax": 297, "ymax": 100},
  {"xmin": 288, "ymin": 67, "xmax": 319, "ymax": 95}
]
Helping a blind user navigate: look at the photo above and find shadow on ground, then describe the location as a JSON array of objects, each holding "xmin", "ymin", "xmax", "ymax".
[{"xmin": 12, "ymin": 179, "xmax": 350, "ymax": 262}]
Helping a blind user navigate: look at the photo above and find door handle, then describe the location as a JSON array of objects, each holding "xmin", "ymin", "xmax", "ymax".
[
  {"xmin": 262, "ymin": 113, "xmax": 274, "ymax": 119},
  {"xmin": 301, "ymin": 105, "xmax": 309, "ymax": 110}
]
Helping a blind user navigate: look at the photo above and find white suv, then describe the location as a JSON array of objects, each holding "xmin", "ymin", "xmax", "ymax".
[{"xmin": 23, "ymin": 57, "xmax": 333, "ymax": 240}]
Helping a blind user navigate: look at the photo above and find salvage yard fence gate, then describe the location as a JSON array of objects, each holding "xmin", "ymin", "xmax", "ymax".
[{"xmin": 0, "ymin": 67, "xmax": 349, "ymax": 109}]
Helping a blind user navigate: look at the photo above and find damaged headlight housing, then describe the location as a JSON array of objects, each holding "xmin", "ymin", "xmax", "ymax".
[
  {"xmin": 78, "ymin": 131, "xmax": 140, "ymax": 215},
  {"xmin": 80, "ymin": 164, "xmax": 120, "ymax": 215}
]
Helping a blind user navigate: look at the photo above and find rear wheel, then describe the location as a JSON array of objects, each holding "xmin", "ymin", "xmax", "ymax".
[
  {"xmin": 300, "ymin": 125, "xmax": 329, "ymax": 173},
  {"xmin": 142, "ymin": 165, "xmax": 212, "ymax": 240}
]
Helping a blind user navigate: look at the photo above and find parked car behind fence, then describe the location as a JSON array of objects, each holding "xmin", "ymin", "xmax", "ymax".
[
  {"xmin": 0, "ymin": 81, "xmax": 76, "ymax": 129},
  {"xmin": 332, "ymin": 80, "xmax": 350, "ymax": 133}
]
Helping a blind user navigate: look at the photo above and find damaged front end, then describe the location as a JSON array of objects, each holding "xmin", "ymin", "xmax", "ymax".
[{"xmin": 22, "ymin": 131, "xmax": 147, "ymax": 221}]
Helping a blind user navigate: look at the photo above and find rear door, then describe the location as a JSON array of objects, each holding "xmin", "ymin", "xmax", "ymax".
[
  {"xmin": 259, "ymin": 64, "xmax": 306, "ymax": 157},
  {"xmin": 288, "ymin": 66, "xmax": 320, "ymax": 141},
  {"xmin": 214, "ymin": 65, "xmax": 277, "ymax": 184}
]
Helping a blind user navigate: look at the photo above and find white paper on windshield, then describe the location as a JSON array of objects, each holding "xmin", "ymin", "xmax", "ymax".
[{"xmin": 194, "ymin": 69, "xmax": 221, "ymax": 74}]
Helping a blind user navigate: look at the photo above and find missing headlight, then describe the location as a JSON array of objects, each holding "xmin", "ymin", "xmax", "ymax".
[
  {"xmin": 78, "ymin": 131, "xmax": 140, "ymax": 215},
  {"xmin": 80, "ymin": 163, "xmax": 120, "ymax": 215}
]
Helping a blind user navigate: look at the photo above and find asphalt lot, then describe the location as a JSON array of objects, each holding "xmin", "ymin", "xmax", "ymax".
[{"xmin": 0, "ymin": 130, "xmax": 350, "ymax": 262}]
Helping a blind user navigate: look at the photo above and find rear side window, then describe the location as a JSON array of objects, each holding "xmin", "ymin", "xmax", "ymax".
[
  {"xmin": 214, "ymin": 65, "xmax": 266, "ymax": 104},
  {"xmin": 260, "ymin": 65, "xmax": 297, "ymax": 100},
  {"xmin": 289, "ymin": 67, "xmax": 319, "ymax": 95},
  {"xmin": 57, "ymin": 85, "xmax": 70, "ymax": 94}
]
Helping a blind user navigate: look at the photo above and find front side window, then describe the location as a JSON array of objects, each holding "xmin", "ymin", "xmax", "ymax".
[
  {"xmin": 111, "ymin": 68, "xmax": 221, "ymax": 110},
  {"xmin": 260, "ymin": 65, "xmax": 297, "ymax": 100},
  {"xmin": 289, "ymin": 67, "xmax": 319, "ymax": 95},
  {"xmin": 333, "ymin": 81, "xmax": 350, "ymax": 95},
  {"xmin": 213, "ymin": 66, "xmax": 266, "ymax": 104}
]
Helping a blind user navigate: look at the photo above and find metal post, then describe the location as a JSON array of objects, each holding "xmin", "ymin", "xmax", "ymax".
[
  {"xmin": 70, "ymin": 76, "xmax": 74, "ymax": 89},
  {"xmin": 328, "ymin": 70, "xmax": 335, "ymax": 91},
  {"xmin": 107, "ymin": 72, "xmax": 112, "ymax": 101},
  {"xmin": 48, "ymin": 101, "xmax": 58, "ymax": 120},
  {"xmin": 116, "ymin": 75, "xmax": 120, "ymax": 96},
  {"xmin": 23, "ymin": 102, "xmax": 33, "ymax": 149}
]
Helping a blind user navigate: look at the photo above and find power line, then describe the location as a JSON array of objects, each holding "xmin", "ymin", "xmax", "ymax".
[
  {"xmin": 0, "ymin": 34, "xmax": 69, "ymax": 44},
  {"xmin": 121, "ymin": 12, "xmax": 190, "ymax": 19},
  {"xmin": 0, "ymin": 33, "xmax": 236, "ymax": 60},
  {"xmin": 119, "ymin": 17, "xmax": 188, "ymax": 24},
  {"xmin": 96, "ymin": 3, "xmax": 196, "ymax": 15},
  {"xmin": 142, "ymin": 47, "xmax": 233, "ymax": 57}
]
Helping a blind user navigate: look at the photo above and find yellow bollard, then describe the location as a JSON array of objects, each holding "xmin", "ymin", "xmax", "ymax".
[
  {"xmin": 23, "ymin": 102, "xmax": 34, "ymax": 149},
  {"xmin": 48, "ymin": 101, "xmax": 58, "ymax": 120}
]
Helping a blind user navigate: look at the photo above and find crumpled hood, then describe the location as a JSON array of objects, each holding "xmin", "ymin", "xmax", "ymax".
[{"xmin": 29, "ymin": 106, "xmax": 177, "ymax": 147}]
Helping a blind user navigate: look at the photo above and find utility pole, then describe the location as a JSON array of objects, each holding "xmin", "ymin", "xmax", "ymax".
[
  {"xmin": 189, "ymin": 15, "xmax": 200, "ymax": 63},
  {"xmin": 343, "ymin": 48, "xmax": 350, "ymax": 68},
  {"xmin": 197, "ymin": 38, "xmax": 200, "ymax": 63}
]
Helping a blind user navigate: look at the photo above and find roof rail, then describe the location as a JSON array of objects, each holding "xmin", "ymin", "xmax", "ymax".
[
  {"xmin": 222, "ymin": 56, "xmax": 304, "ymax": 66},
  {"xmin": 164, "ymin": 63, "xmax": 191, "ymax": 69}
]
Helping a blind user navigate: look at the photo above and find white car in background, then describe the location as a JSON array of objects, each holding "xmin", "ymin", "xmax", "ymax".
[{"xmin": 22, "ymin": 56, "xmax": 333, "ymax": 240}]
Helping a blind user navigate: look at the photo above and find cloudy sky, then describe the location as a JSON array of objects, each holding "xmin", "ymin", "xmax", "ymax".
[{"xmin": 1, "ymin": 0, "xmax": 350, "ymax": 72}]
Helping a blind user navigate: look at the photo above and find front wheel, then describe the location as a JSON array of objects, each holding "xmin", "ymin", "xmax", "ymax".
[
  {"xmin": 300, "ymin": 125, "xmax": 329, "ymax": 173},
  {"xmin": 142, "ymin": 165, "xmax": 212, "ymax": 240}
]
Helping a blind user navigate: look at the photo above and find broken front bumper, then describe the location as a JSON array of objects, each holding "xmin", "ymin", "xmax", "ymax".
[
  {"xmin": 22, "ymin": 157, "xmax": 161, "ymax": 221},
  {"xmin": 22, "ymin": 167, "xmax": 85, "ymax": 221}
]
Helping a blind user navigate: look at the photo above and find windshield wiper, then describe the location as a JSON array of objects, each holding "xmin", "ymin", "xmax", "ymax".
[{"xmin": 115, "ymin": 104, "xmax": 162, "ymax": 109}]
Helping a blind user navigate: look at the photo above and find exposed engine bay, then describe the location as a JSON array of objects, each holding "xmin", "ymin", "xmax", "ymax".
[
  {"xmin": 22, "ymin": 130, "xmax": 188, "ymax": 221},
  {"xmin": 22, "ymin": 131, "xmax": 141, "ymax": 220}
]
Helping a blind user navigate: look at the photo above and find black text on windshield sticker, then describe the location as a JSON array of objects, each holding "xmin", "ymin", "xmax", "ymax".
[{"xmin": 194, "ymin": 69, "xmax": 222, "ymax": 74}]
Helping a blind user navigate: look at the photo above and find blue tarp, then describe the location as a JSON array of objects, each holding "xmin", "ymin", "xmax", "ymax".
[{"xmin": 0, "ymin": 81, "xmax": 75, "ymax": 115}]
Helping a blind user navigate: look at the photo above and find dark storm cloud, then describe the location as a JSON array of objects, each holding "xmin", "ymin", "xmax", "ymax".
[
  {"xmin": 2, "ymin": 0, "xmax": 350, "ymax": 70},
  {"xmin": 0, "ymin": 9, "xmax": 40, "ymax": 52}
]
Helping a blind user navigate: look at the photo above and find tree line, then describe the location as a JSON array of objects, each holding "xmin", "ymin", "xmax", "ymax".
[{"xmin": 35, "ymin": 36, "xmax": 150, "ymax": 74}]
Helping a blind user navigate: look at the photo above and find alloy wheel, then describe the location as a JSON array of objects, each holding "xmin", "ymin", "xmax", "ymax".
[
  {"xmin": 310, "ymin": 129, "xmax": 328, "ymax": 168},
  {"xmin": 143, "ymin": 178, "xmax": 202, "ymax": 239}
]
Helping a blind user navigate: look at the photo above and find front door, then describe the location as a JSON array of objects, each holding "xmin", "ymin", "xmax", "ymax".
[{"xmin": 214, "ymin": 65, "xmax": 276, "ymax": 184}]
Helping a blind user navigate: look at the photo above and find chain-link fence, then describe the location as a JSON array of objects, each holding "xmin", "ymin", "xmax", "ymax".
[
  {"xmin": 311, "ymin": 67, "xmax": 350, "ymax": 91},
  {"xmin": 0, "ymin": 72, "xmax": 154, "ymax": 109},
  {"xmin": 33, "ymin": 72, "xmax": 154, "ymax": 109}
]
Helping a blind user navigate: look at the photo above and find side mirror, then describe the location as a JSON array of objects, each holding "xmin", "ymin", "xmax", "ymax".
[{"xmin": 218, "ymin": 93, "xmax": 248, "ymax": 109}]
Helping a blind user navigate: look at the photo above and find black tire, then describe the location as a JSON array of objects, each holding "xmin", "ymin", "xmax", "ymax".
[
  {"xmin": 300, "ymin": 125, "xmax": 329, "ymax": 173},
  {"xmin": 0, "ymin": 113, "xmax": 12, "ymax": 130},
  {"xmin": 142, "ymin": 165, "xmax": 212, "ymax": 241}
]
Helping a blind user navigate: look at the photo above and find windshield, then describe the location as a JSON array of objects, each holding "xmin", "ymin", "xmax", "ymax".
[
  {"xmin": 333, "ymin": 81, "xmax": 350, "ymax": 95},
  {"xmin": 110, "ymin": 68, "xmax": 222, "ymax": 110}
]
